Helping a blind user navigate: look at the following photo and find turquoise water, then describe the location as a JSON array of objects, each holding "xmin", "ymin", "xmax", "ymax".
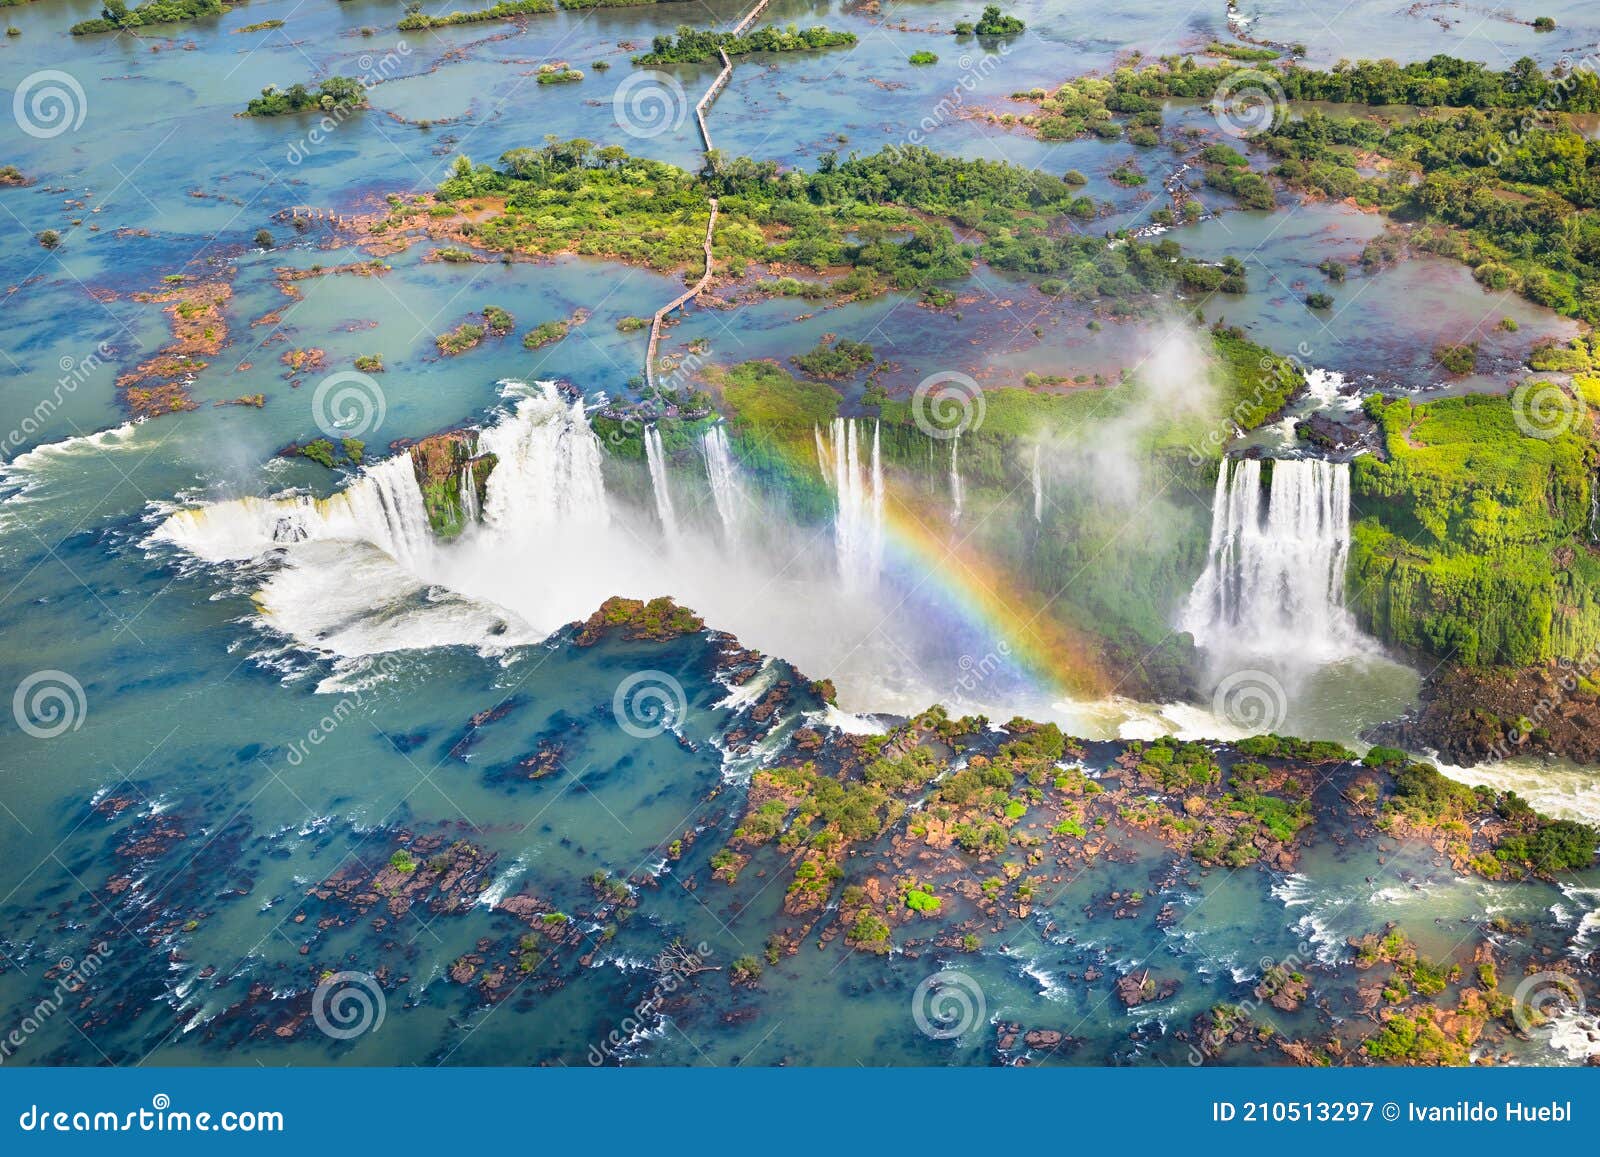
[{"xmin": 1, "ymin": 0, "xmax": 1597, "ymax": 1067}]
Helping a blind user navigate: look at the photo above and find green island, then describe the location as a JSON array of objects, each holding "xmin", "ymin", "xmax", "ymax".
[
  {"xmin": 397, "ymin": 0, "xmax": 554, "ymax": 31},
  {"xmin": 71, "ymin": 0, "xmax": 232, "ymax": 35},
  {"xmin": 968, "ymin": 5, "xmax": 1024, "ymax": 36},
  {"xmin": 243, "ymin": 77, "xmax": 366, "ymax": 117},
  {"xmin": 429, "ymin": 139, "xmax": 1234, "ymax": 307},
  {"xmin": 632, "ymin": 23, "xmax": 858, "ymax": 66},
  {"xmin": 1349, "ymin": 391, "xmax": 1598, "ymax": 667}
]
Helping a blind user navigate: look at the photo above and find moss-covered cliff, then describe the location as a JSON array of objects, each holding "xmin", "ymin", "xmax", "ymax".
[
  {"xmin": 1348, "ymin": 392, "xmax": 1599, "ymax": 666},
  {"xmin": 408, "ymin": 430, "xmax": 496, "ymax": 537}
]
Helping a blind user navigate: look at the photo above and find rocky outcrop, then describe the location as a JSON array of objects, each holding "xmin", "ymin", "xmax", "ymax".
[{"xmin": 1371, "ymin": 660, "xmax": 1600, "ymax": 765}]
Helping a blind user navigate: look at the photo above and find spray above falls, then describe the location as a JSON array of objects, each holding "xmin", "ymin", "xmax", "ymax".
[{"xmin": 153, "ymin": 385, "xmax": 1028, "ymax": 716}]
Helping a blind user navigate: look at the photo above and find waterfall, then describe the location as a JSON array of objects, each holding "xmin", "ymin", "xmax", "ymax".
[
  {"xmin": 701, "ymin": 424, "xmax": 744, "ymax": 540},
  {"xmin": 949, "ymin": 436, "xmax": 964, "ymax": 524},
  {"xmin": 156, "ymin": 453, "xmax": 435, "ymax": 569},
  {"xmin": 476, "ymin": 381, "xmax": 610, "ymax": 538},
  {"xmin": 823, "ymin": 417, "xmax": 884, "ymax": 590},
  {"xmin": 1031, "ymin": 444, "xmax": 1043, "ymax": 523},
  {"xmin": 642, "ymin": 425, "xmax": 679, "ymax": 539},
  {"xmin": 157, "ymin": 380, "xmax": 609, "ymax": 577},
  {"xmin": 1591, "ymin": 470, "xmax": 1599, "ymax": 543},
  {"xmin": 459, "ymin": 463, "xmax": 479, "ymax": 525},
  {"xmin": 1182, "ymin": 457, "xmax": 1363, "ymax": 662}
]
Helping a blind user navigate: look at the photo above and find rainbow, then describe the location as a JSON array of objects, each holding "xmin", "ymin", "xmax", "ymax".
[
  {"xmin": 877, "ymin": 484, "xmax": 1111, "ymax": 699},
  {"xmin": 759, "ymin": 417, "xmax": 1111, "ymax": 700}
]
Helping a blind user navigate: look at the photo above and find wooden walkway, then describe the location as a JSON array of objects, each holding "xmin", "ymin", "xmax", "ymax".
[
  {"xmin": 694, "ymin": 48, "xmax": 734, "ymax": 154},
  {"xmin": 731, "ymin": 0, "xmax": 771, "ymax": 36},
  {"xmin": 645, "ymin": 199, "xmax": 718, "ymax": 393},
  {"xmin": 647, "ymin": 0, "xmax": 770, "ymax": 386}
]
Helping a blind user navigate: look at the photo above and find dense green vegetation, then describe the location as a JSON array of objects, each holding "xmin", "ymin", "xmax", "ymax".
[
  {"xmin": 398, "ymin": 0, "xmax": 553, "ymax": 30},
  {"xmin": 244, "ymin": 77, "xmax": 366, "ymax": 117},
  {"xmin": 792, "ymin": 338, "xmax": 874, "ymax": 380},
  {"xmin": 434, "ymin": 139, "xmax": 1239, "ymax": 306},
  {"xmin": 535, "ymin": 63, "xmax": 584, "ymax": 85},
  {"xmin": 971, "ymin": 5, "xmax": 1023, "ymax": 36},
  {"xmin": 71, "ymin": 0, "xmax": 227, "ymax": 34},
  {"xmin": 1100, "ymin": 54, "xmax": 1600, "ymax": 113},
  {"xmin": 1256, "ymin": 104, "xmax": 1600, "ymax": 322},
  {"xmin": 1379, "ymin": 754, "xmax": 1597, "ymax": 876},
  {"xmin": 522, "ymin": 318, "xmax": 570, "ymax": 349},
  {"xmin": 1018, "ymin": 55, "xmax": 1600, "ymax": 319},
  {"xmin": 632, "ymin": 23, "xmax": 857, "ymax": 66},
  {"xmin": 1348, "ymin": 393, "xmax": 1598, "ymax": 667}
]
